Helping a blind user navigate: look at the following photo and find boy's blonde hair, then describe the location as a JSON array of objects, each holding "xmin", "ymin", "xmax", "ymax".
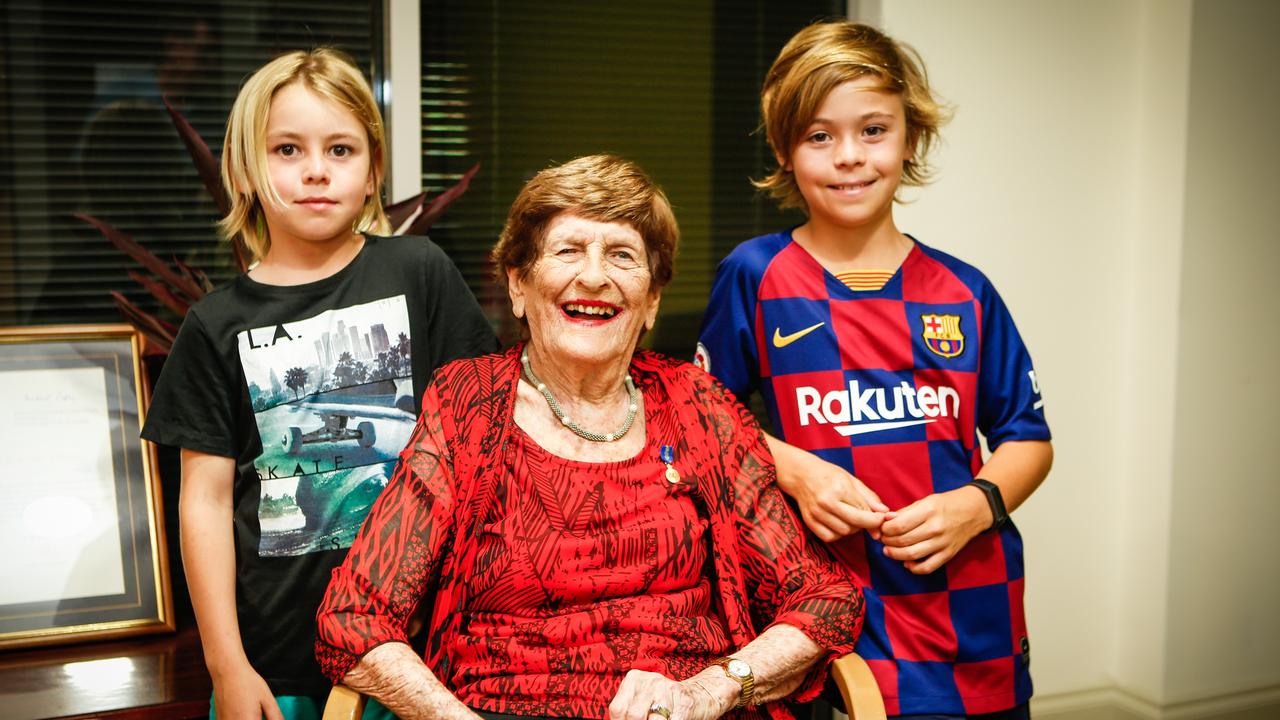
[
  {"xmin": 755, "ymin": 21, "xmax": 949, "ymax": 211},
  {"xmin": 219, "ymin": 48, "xmax": 390, "ymax": 263}
]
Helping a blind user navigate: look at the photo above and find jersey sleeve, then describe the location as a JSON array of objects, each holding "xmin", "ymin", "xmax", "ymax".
[
  {"xmin": 976, "ymin": 284, "xmax": 1051, "ymax": 449},
  {"xmin": 696, "ymin": 251, "xmax": 762, "ymax": 403},
  {"xmin": 140, "ymin": 310, "xmax": 239, "ymax": 457}
]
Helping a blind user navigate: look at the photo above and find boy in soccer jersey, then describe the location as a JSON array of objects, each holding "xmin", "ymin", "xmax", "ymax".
[{"xmin": 696, "ymin": 21, "xmax": 1053, "ymax": 719}]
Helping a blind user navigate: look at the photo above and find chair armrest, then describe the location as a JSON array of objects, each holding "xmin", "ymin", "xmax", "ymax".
[
  {"xmin": 830, "ymin": 653, "xmax": 886, "ymax": 720},
  {"xmin": 322, "ymin": 684, "xmax": 367, "ymax": 720}
]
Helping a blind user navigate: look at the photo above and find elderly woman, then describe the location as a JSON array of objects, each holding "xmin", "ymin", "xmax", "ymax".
[{"xmin": 315, "ymin": 155, "xmax": 863, "ymax": 720}]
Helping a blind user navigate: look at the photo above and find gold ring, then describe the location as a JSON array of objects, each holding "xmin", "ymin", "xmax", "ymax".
[{"xmin": 649, "ymin": 702, "xmax": 672, "ymax": 719}]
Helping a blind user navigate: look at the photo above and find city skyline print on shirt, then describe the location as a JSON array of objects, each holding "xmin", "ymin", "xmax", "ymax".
[{"xmin": 236, "ymin": 295, "xmax": 414, "ymax": 557}]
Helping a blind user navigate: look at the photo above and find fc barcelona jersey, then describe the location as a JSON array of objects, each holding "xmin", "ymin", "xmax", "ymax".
[{"xmin": 696, "ymin": 229, "xmax": 1051, "ymax": 716}]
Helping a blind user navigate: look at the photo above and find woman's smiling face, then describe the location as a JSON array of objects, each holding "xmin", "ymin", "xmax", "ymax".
[{"xmin": 508, "ymin": 212, "xmax": 660, "ymax": 368}]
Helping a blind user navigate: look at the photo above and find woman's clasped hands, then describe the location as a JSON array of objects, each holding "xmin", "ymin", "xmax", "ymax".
[{"xmin": 608, "ymin": 668, "xmax": 736, "ymax": 720}]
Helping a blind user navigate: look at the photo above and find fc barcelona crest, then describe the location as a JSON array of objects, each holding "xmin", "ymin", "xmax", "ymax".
[{"xmin": 921, "ymin": 314, "xmax": 965, "ymax": 358}]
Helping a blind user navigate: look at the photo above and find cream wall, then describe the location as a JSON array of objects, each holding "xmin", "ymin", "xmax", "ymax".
[
  {"xmin": 863, "ymin": 0, "xmax": 1279, "ymax": 718},
  {"xmin": 1165, "ymin": 0, "xmax": 1280, "ymax": 705},
  {"xmin": 384, "ymin": 0, "xmax": 422, "ymax": 205}
]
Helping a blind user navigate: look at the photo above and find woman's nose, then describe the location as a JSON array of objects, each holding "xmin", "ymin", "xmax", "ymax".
[{"xmin": 575, "ymin": 249, "xmax": 609, "ymax": 288}]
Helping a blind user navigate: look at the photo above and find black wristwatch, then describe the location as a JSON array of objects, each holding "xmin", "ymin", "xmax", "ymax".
[{"xmin": 967, "ymin": 478, "xmax": 1008, "ymax": 532}]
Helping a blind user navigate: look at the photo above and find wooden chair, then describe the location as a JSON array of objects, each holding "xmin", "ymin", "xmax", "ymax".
[{"xmin": 321, "ymin": 652, "xmax": 886, "ymax": 720}]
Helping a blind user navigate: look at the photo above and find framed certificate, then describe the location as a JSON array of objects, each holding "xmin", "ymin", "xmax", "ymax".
[{"xmin": 0, "ymin": 324, "xmax": 173, "ymax": 649}]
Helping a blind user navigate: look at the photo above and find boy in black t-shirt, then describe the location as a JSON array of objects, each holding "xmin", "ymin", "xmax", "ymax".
[{"xmin": 142, "ymin": 49, "xmax": 496, "ymax": 720}]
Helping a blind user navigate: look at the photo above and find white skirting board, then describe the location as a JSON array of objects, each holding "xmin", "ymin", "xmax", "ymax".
[{"xmin": 1031, "ymin": 684, "xmax": 1280, "ymax": 720}]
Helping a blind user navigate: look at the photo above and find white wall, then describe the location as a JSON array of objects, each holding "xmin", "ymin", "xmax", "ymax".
[
  {"xmin": 1165, "ymin": 0, "xmax": 1280, "ymax": 704},
  {"xmin": 385, "ymin": 0, "xmax": 422, "ymax": 204},
  {"xmin": 869, "ymin": 0, "xmax": 1280, "ymax": 717},
  {"xmin": 1113, "ymin": 0, "xmax": 1191, "ymax": 706}
]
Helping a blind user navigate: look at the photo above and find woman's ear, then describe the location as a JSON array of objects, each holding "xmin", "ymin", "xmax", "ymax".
[
  {"xmin": 643, "ymin": 289, "xmax": 662, "ymax": 333},
  {"xmin": 506, "ymin": 267, "xmax": 526, "ymax": 320},
  {"xmin": 775, "ymin": 149, "xmax": 791, "ymax": 172}
]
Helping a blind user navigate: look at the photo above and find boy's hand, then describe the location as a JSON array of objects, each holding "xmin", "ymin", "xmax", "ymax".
[
  {"xmin": 879, "ymin": 486, "xmax": 990, "ymax": 575},
  {"xmin": 766, "ymin": 433, "xmax": 888, "ymax": 542},
  {"xmin": 211, "ymin": 664, "xmax": 283, "ymax": 720}
]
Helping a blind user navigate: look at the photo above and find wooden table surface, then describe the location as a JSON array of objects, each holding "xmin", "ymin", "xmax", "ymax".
[{"xmin": 0, "ymin": 624, "xmax": 211, "ymax": 720}]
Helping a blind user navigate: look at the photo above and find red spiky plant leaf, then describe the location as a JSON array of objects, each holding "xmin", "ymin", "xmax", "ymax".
[
  {"xmin": 110, "ymin": 292, "xmax": 177, "ymax": 356},
  {"xmin": 162, "ymin": 96, "xmax": 248, "ymax": 272},
  {"xmin": 162, "ymin": 97, "xmax": 227, "ymax": 216},
  {"xmin": 76, "ymin": 213, "xmax": 205, "ymax": 302},
  {"xmin": 385, "ymin": 191, "xmax": 427, "ymax": 232},
  {"xmin": 408, "ymin": 163, "xmax": 479, "ymax": 236},
  {"xmin": 172, "ymin": 256, "xmax": 215, "ymax": 294},
  {"xmin": 127, "ymin": 270, "xmax": 192, "ymax": 318}
]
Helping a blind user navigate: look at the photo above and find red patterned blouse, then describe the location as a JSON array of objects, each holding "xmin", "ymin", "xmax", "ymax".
[
  {"xmin": 449, "ymin": 425, "xmax": 732, "ymax": 714},
  {"xmin": 317, "ymin": 347, "xmax": 864, "ymax": 720}
]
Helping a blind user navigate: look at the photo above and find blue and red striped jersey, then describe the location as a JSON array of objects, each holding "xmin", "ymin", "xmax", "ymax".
[{"xmin": 697, "ymin": 229, "xmax": 1051, "ymax": 716}]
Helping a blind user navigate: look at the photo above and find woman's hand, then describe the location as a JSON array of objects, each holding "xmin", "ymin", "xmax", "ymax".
[
  {"xmin": 766, "ymin": 433, "xmax": 888, "ymax": 541},
  {"xmin": 210, "ymin": 663, "xmax": 282, "ymax": 720},
  {"xmin": 878, "ymin": 486, "xmax": 990, "ymax": 575},
  {"xmin": 608, "ymin": 669, "xmax": 735, "ymax": 720}
]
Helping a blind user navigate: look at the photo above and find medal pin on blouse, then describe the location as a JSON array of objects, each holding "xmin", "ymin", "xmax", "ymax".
[{"xmin": 660, "ymin": 444, "xmax": 681, "ymax": 485}]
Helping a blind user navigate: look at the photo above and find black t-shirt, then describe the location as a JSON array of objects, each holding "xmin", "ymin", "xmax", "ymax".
[{"xmin": 142, "ymin": 235, "xmax": 498, "ymax": 695}]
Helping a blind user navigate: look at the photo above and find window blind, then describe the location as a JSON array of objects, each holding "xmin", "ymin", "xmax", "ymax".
[
  {"xmin": 419, "ymin": 0, "xmax": 837, "ymax": 357},
  {"xmin": 0, "ymin": 0, "xmax": 379, "ymax": 326}
]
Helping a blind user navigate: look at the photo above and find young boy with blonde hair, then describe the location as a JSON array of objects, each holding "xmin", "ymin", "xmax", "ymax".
[
  {"xmin": 697, "ymin": 21, "xmax": 1053, "ymax": 719},
  {"xmin": 144, "ymin": 48, "xmax": 495, "ymax": 719}
]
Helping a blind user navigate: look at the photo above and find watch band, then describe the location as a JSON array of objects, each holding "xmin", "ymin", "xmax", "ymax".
[
  {"xmin": 713, "ymin": 656, "xmax": 755, "ymax": 708},
  {"xmin": 968, "ymin": 478, "xmax": 1009, "ymax": 532}
]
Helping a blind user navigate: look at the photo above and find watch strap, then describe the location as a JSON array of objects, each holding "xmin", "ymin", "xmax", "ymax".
[
  {"xmin": 713, "ymin": 656, "xmax": 755, "ymax": 708},
  {"xmin": 968, "ymin": 478, "xmax": 1009, "ymax": 532}
]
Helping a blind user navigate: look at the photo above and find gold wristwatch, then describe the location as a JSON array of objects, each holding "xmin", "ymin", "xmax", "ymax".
[{"xmin": 713, "ymin": 656, "xmax": 755, "ymax": 708}]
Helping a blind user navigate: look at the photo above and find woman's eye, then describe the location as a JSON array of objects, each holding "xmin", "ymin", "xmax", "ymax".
[
  {"xmin": 276, "ymin": 144, "xmax": 297, "ymax": 157},
  {"xmin": 807, "ymin": 131, "xmax": 831, "ymax": 143},
  {"xmin": 864, "ymin": 126, "xmax": 886, "ymax": 137},
  {"xmin": 331, "ymin": 145, "xmax": 352, "ymax": 158}
]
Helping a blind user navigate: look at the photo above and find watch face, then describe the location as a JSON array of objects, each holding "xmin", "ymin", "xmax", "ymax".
[{"xmin": 727, "ymin": 658, "xmax": 751, "ymax": 678}]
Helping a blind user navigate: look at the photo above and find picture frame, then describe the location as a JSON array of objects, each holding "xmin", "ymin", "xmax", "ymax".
[{"xmin": 0, "ymin": 324, "xmax": 174, "ymax": 650}]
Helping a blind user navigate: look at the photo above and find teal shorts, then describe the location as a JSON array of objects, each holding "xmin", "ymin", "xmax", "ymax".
[{"xmin": 209, "ymin": 692, "xmax": 397, "ymax": 719}]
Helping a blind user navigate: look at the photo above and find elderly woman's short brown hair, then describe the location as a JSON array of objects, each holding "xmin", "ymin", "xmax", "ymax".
[{"xmin": 492, "ymin": 154, "xmax": 679, "ymax": 291}]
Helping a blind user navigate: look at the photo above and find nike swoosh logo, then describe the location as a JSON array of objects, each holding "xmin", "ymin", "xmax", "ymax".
[
  {"xmin": 773, "ymin": 322, "xmax": 825, "ymax": 348},
  {"xmin": 835, "ymin": 419, "xmax": 936, "ymax": 436}
]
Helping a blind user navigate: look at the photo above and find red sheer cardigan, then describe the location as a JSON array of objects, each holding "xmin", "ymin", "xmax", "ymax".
[{"xmin": 316, "ymin": 345, "xmax": 864, "ymax": 719}]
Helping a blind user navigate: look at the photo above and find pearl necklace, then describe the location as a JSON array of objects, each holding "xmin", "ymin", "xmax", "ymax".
[{"xmin": 520, "ymin": 350, "xmax": 639, "ymax": 443}]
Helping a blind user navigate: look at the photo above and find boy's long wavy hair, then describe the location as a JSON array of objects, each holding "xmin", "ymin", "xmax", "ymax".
[
  {"xmin": 218, "ymin": 48, "xmax": 390, "ymax": 263},
  {"xmin": 755, "ymin": 21, "xmax": 950, "ymax": 211}
]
